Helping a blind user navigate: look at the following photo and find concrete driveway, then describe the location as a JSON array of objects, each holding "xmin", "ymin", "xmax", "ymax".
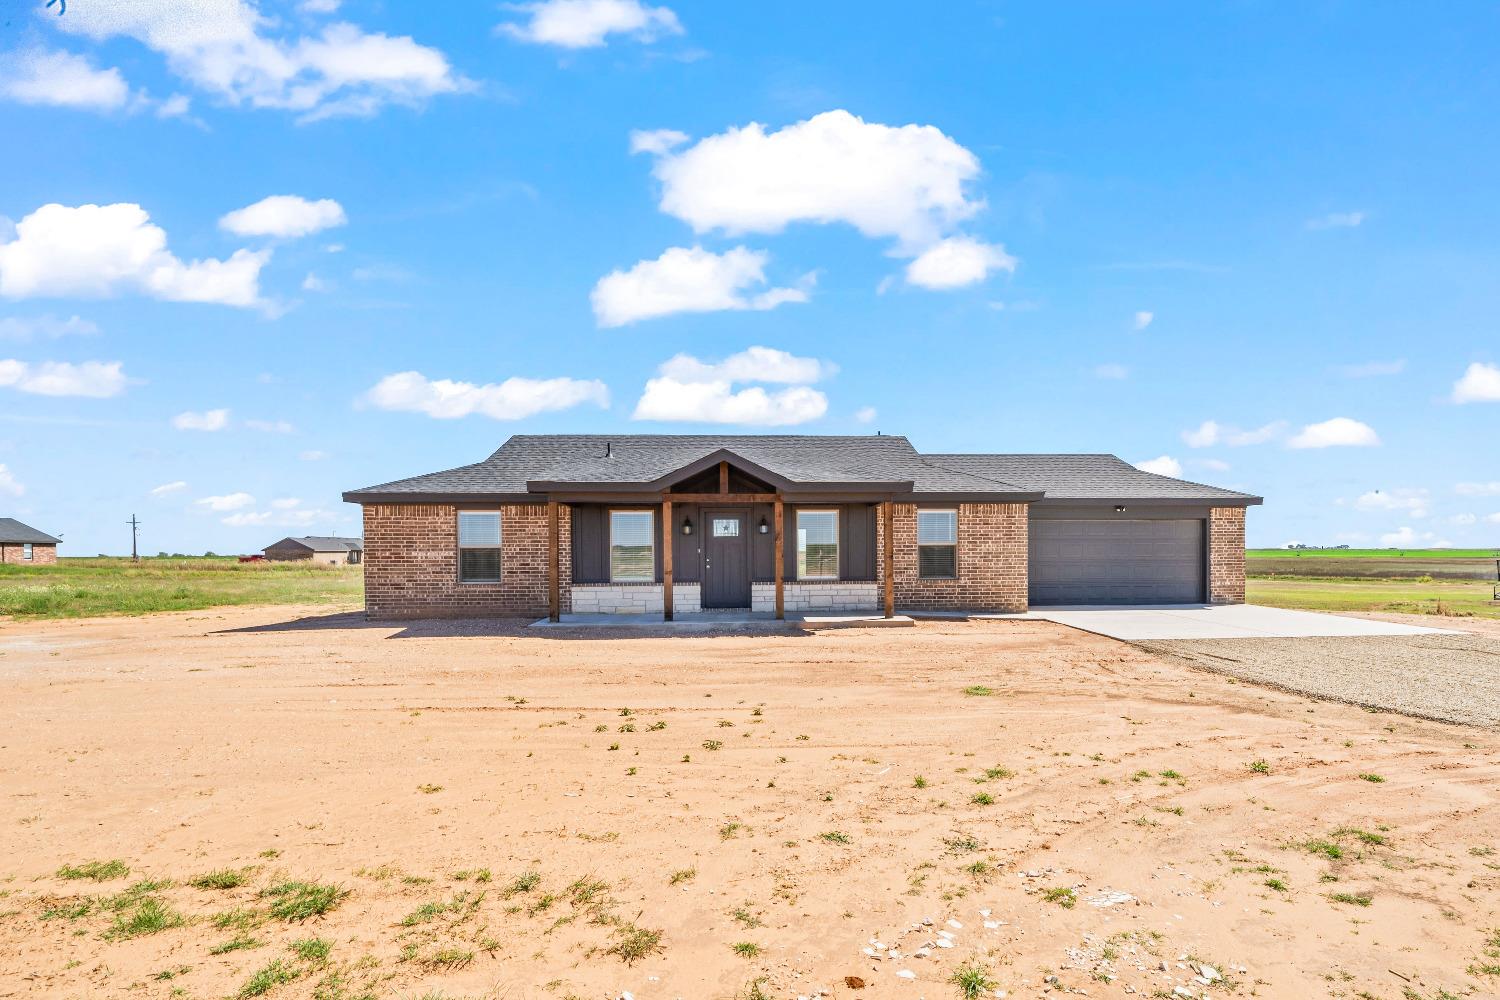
[{"xmin": 1021, "ymin": 603, "xmax": 1457, "ymax": 640}]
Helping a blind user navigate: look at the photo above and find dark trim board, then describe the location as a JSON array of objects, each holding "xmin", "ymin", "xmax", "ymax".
[{"xmin": 1030, "ymin": 503, "xmax": 1216, "ymax": 520}]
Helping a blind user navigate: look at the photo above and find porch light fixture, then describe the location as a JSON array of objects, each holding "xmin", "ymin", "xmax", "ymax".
[
  {"xmin": 681, "ymin": 516, "xmax": 693, "ymax": 536},
  {"xmin": 1114, "ymin": 505, "xmax": 1127, "ymax": 513},
  {"xmin": 758, "ymin": 517, "xmax": 769, "ymax": 534}
]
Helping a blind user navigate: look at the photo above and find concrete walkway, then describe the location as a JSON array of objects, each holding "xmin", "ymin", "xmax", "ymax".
[{"xmin": 1016, "ymin": 604, "xmax": 1458, "ymax": 640}]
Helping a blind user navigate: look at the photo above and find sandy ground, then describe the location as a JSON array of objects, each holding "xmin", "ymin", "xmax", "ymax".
[{"xmin": 1, "ymin": 606, "xmax": 1498, "ymax": 1000}]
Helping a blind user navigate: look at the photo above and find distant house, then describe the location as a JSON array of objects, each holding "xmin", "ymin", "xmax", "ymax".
[
  {"xmin": 0, "ymin": 518, "xmax": 61, "ymax": 565},
  {"xmin": 262, "ymin": 536, "xmax": 363, "ymax": 566}
]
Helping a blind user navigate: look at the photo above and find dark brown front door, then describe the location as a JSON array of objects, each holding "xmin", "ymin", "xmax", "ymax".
[{"xmin": 702, "ymin": 508, "xmax": 751, "ymax": 608}]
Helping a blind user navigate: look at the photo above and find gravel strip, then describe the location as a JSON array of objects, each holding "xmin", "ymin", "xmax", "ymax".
[{"xmin": 1137, "ymin": 632, "xmax": 1500, "ymax": 729}]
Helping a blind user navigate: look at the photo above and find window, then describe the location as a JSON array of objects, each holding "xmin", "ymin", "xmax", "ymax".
[
  {"xmin": 609, "ymin": 510, "xmax": 654, "ymax": 582},
  {"xmin": 796, "ymin": 509, "xmax": 839, "ymax": 579},
  {"xmin": 917, "ymin": 509, "xmax": 958, "ymax": 578},
  {"xmin": 458, "ymin": 511, "xmax": 501, "ymax": 583},
  {"xmin": 711, "ymin": 518, "xmax": 739, "ymax": 537},
  {"xmin": 22, "ymin": 543, "xmax": 33, "ymax": 561}
]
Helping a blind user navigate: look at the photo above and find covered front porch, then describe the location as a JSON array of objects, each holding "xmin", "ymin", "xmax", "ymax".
[{"xmin": 541, "ymin": 452, "xmax": 900, "ymax": 623}]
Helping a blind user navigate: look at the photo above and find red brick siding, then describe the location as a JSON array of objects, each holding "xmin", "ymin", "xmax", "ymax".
[
  {"xmin": 876, "ymin": 503, "xmax": 1029, "ymax": 613},
  {"xmin": 0, "ymin": 543, "xmax": 57, "ymax": 564},
  {"xmin": 1208, "ymin": 507, "xmax": 1246, "ymax": 604},
  {"xmin": 361, "ymin": 503, "xmax": 570, "ymax": 619}
]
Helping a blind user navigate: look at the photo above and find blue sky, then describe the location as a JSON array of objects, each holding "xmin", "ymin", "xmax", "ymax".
[{"xmin": 1, "ymin": 0, "xmax": 1497, "ymax": 554}]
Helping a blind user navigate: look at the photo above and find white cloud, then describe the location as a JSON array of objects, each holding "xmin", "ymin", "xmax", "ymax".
[
  {"xmin": 220, "ymin": 195, "xmax": 346, "ymax": 238},
  {"xmin": 1197, "ymin": 458, "xmax": 1231, "ymax": 472},
  {"xmin": 633, "ymin": 378, "xmax": 826, "ymax": 426},
  {"xmin": 300, "ymin": 0, "xmax": 342, "ymax": 12},
  {"xmin": 172, "ymin": 408, "xmax": 230, "ymax": 431},
  {"xmin": 0, "ymin": 464, "xmax": 24, "ymax": 497},
  {"xmin": 629, "ymin": 128, "xmax": 689, "ymax": 155},
  {"xmin": 500, "ymin": 0, "xmax": 683, "ymax": 48},
  {"xmin": 1306, "ymin": 211, "xmax": 1366, "ymax": 230},
  {"xmin": 150, "ymin": 480, "xmax": 188, "ymax": 496},
  {"xmin": 301, "ymin": 272, "xmax": 328, "ymax": 292},
  {"xmin": 1354, "ymin": 489, "xmax": 1429, "ymax": 518},
  {"xmin": 55, "ymin": 1, "xmax": 466, "ymax": 122},
  {"xmin": 1379, "ymin": 526, "xmax": 1450, "ymax": 548},
  {"xmin": 364, "ymin": 371, "xmax": 609, "ymax": 420},
  {"xmin": 1450, "ymin": 513, "xmax": 1477, "ymax": 526},
  {"xmin": 591, "ymin": 246, "xmax": 811, "ymax": 327},
  {"xmin": 1134, "ymin": 455, "xmax": 1183, "ymax": 478},
  {"xmin": 658, "ymin": 345, "xmax": 833, "ymax": 385},
  {"xmin": 1456, "ymin": 481, "xmax": 1500, "ymax": 496},
  {"xmin": 0, "ymin": 314, "xmax": 99, "ymax": 341},
  {"xmin": 1133, "ymin": 310, "xmax": 1154, "ymax": 331},
  {"xmin": 1093, "ymin": 363, "xmax": 1128, "ymax": 380},
  {"xmin": 298, "ymin": 449, "xmax": 328, "ymax": 461},
  {"xmin": 1181, "ymin": 419, "xmax": 1287, "ymax": 448},
  {"xmin": 245, "ymin": 418, "xmax": 295, "ymax": 433},
  {"xmin": 1335, "ymin": 359, "xmax": 1405, "ymax": 378},
  {"xmin": 854, "ymin": 406, "xmax": 878, "ymax": 424},
  {"xmin": 1452, "ymin": 362, "xmax": 1500, "ymax": 403},
  {"xmin": 904, "ymin": 236, "xmax": 1015, "ymax": 289},
  {"xmin": 196, "ymin": 491, "xmax": 255, "ymax": 511},
  {"xmin": 155, "ymin": 93, "xmax": 192, "ymax": 118},
  {"xmin": 0, "ymin": 359, "xmax": 127, "ymax": 397},
  {"xmin": 223, "ymin": 506, "xmax": 336, "ymax": 528},
  {"xmin": 638, "ymin": 110, "xmax": 984, "ymax": 251},
  {"xmin": 1488, "ymin": 513, "xmax": 1500, "ymax": 525},
  {"xmin": 0, "ymin": 48, "xmax": 130, "ymax": 111},
  {"xmin": 1287, "ymin": 417, "xmax": 1380, "ymax": 449},
  {"xmin": 0, "ymin": 203, "xmax": 267, "ymax": 308}
]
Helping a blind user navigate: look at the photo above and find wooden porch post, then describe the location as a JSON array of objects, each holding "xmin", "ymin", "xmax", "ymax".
[
  {"xmin": 547, "ymin": 499, "xmax": 560, "ymax": 622},
  {"xmin": 662, "ymin": 498, "xmax": 674, "ymax": 621},
  {"xmin": 882, "ymin": 499, "xmax": 895, "ymax": 619},
  {"xmin": 773, "ymin": 497, "xmax": 784, "ymax": 620}
]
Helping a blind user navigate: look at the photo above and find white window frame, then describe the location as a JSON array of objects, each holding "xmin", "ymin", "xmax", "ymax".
[
  {"xmin": 916, "ymin": 508, "xmax": 959, "ymax": 579},
  {"xmin": 608, "ymin": 509, "xmax": 655, "ymax": 583},
  {"xmin": 457, "ymin": 509, "xmax": 502, "ymax": 584},
  {"xmin": 22, "ymin": 543, "xmax": 33, "ymax": 561},
  {"xmin": 796, "ymin": 508, "xmax": 840, "ymax": 580}
]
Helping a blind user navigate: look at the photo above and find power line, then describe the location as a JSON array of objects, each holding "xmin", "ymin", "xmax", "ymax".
[{"xmin": 127, "ymin": 514, "xmax": 140, "ymax": 562}]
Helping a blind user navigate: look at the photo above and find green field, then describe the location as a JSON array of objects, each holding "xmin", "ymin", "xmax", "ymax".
[
  {"xmin": 0, "ymin": 557, "xmax": 362, "ymax": 619},
  {"xmin": 1248, "ymin": 577, "xmax": 1499, "ymax": 619},
  {"xmin": 1247, "ymin": 547, "xmax": 1500, "ymax": 619},
  {"xmin": 1247, "ymin": 547, "xmax": 1499, "ymax": 559}
]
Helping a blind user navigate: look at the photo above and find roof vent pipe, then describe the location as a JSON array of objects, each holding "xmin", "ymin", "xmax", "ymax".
[{"xmin": 605, "ymin": 441, "xmax": 612, "ymax": 458}]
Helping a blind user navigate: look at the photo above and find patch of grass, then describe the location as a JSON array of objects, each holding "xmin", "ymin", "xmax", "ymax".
[
  {"xmin": 106, "ymin": 897, "xmax": 187, "ymax": 940},
  {"xmin": 56, "ymin": 859, "xmax": 129, "ymax": 882},
  {"xmin": 1330, "ymin": 891, "xmax": 1373, "ymax": 907},
  {"xmin": 1248, "ymin": 759, "xmax": 1270, "ymax": 774},
  {"xmin": 238, "ymin": 958, "xmax": 299, "ymax": 997},
  {"xmin": 190, "ymin": 867, "xmax": 250, "ymax": 890},
  {"xmin": 730, "ymin": 906, "xmax": 764, "ymax": 928},
  {"xmin": 1041, "ymin": 886, "xmax": 1077, "ymax": 908},
  {"xmin": 731, "ymin": 941, "xmax": 762, "ymax": 958},
  {"xmin": 501, "ymin": 871, "xmax": 541, "ymax": 897},
  {"xmin": 719, "ymin": 822, "xmax": 745, "ymax": 840},
  {"xmin": 1332, "ymin": 827, "xmax": 1388, "ymax": 846},
  {"xmin": 949, "ymin": 961, "xmax": 998, "ymax": 999},
  {"xmin": 608, "ymin": 923, "xmax": 663, "ymax": 964},
  {"xmin": 210, "ymin": 935, "xmax": 262, "ymax": 955},
  {"xmin": 962, "ymin": 685, "xmax": 994, "ymax": 697},
  {"xmin": 260, "ymin": 880, "xmax": 349, "ymax": 922},
  {"xmin": 1302, "ymin": 839, "xmax": 1345, "ymax": 861},
  {"xmin": 1264, "ymin": 878, "xmax": 1288, "ymax": 892},
  {"xmin": 451, "ymin": 868, "xmax": 491, "ymax": 883},
  {"xmin": 418, "ymin": 947, "xmax": 474, "ymax": 971},
  {"xmin": 702, "ymin": 739, "xmax": 723, "ymax": 751},
  {"xmin": 1357, "ymin": 772, "xmax": 1386, "ymax": 783},
  {"xmin": 416, "ymin": 783, "xmax": 443, "ymax": 794},
  {"xmin": 211, "ymin": 907, "xmax": 264, "ymax": 931},
  {"xmin": 819, "ymin": 831, "xmax": 852, "ymax": 845},
  {"xmin": 913, "ymin": 775, "xmax": 928, "ymax": 788},
  {"xmin": 970, "ymin": 792, "xmax": 995, "ymax": 806},
  {"xmin": 668, "ymin": 868, "xmax": 697, "ymax": 885},
  {"xmin": 944, "ymin": 834, "xmax": 982, "ymax": 853},
  {"xmin": 289, "ymin": 937, "xmax": 332, "ymax": 961}
]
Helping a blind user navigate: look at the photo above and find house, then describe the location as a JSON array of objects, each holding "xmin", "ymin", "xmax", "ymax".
[
  {"xmin": 262, "ymin": 536, "xmax": 363, "ymax": 566},
  {"xmin": 0, "ymin": 518, "xmax": 60, "ymax": 565},
  {"xmin": 343, "ymin": 435, "xmax": 1260, "ymax": 621}
]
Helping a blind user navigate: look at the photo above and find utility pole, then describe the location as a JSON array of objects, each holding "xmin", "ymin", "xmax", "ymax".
[{"xmin": 127, "ymin": 514, "xmax": 141, "ymax": 562}]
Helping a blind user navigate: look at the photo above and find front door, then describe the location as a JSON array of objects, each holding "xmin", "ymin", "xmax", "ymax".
[{"xmin": 702, "ymin": 508, "xmax": 751, "ymax": 608}]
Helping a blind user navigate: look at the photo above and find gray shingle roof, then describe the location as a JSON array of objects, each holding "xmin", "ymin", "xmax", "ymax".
[
  {"xmin": 266, "ymin": 536, "xmax": 363, "ymax": 552},
  {"xmin": 923, "ymin": 454, "xmax": 1261, "ymax": 502},
  {"xmin": 0, "ymin": 518, "xmax": 61, "ymax": 544},
  {"xmin": 345, "ymin": 435, "xmax": 1258, "ymax": 505}
]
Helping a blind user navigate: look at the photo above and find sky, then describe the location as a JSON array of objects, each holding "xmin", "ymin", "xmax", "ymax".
[{"xmin": 0, "ymin": 0, "xmax": 1497, "ymax": 555}]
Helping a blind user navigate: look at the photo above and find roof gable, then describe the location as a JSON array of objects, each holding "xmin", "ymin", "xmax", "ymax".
[{"xmin": 0, "ymin": 518, "xmax": 61, "ymax": 544}]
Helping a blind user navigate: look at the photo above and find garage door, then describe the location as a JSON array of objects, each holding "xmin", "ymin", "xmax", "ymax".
[{"xmin": 1029, "ymin": 519, "xmax": 1204, "ymax": 605}]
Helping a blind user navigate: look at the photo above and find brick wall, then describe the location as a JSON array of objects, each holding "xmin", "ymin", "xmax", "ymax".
[
  {"xmin": 1208, "ymin": 506, "xmax": 1247, "ymax": 604},
  {"xmin": 361, "ymin": 503, "xmax": 569, "ymax": 619},
  {"xmin": 0, "ymin": 543, "xmax": 57, "ymax": 565},
  {"xmin": 875, "ymin": 503, "xmax": 1029, "ymax": 612}
]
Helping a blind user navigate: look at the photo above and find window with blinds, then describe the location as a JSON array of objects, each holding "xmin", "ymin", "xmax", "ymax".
[
  {"xmin": 917, "ymin": 508, "xmax": 958, "ymax": 578},
  {"xmin": 458, "ymin": 511, "xmax": 501, "ymax": 582},
  {"xmin": 610, "ymin": 510, "xmax": 654, "ymax": 582},
  {"xmin": 796, "ymin": 509, "xmax": 839, "ymax": 579}
]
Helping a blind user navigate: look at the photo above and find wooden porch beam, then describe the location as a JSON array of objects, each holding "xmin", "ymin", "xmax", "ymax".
[
  {"xmin": 662, "ymin": 498, "xmax": 673, "ymax": 622},
  {"xmin": 718, "ymin": 460, "xmax": 729, "ymax": 494},
  {"xmin": 547, "ymin": 499, "xmax": 560, "ymax": 622},
  {"xmin": 662, "ymin": 492, "xmax": 779, "ymax": 503},
  {"xmin": 773, "ymin": 498, "xmax": 784, "ymax": 621},
  {"xmin": 882, "ymin": 499, "xmax": 894, "ymax": 619}
]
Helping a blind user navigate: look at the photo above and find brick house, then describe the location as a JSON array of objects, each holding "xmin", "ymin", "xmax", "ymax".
[
  {"xmin": 0, "ymin": 518, "xmax": 60, "ymax": 565},
  {"xmin": 343, "ymin": 435, "xmax": 1260, "ymax": 621},
  {"xmin": 262, "ymin": 536, "xmax": 364, "ymax": 565}
]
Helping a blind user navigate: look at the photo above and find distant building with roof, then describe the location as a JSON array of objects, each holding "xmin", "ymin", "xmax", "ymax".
[
  {"xmin": 0, "ymin": 518, "xmax": 61, "ymax": 565},
  {"xmin": 262, "ymin": 536, "xmax": 363, "ymax": 566}
]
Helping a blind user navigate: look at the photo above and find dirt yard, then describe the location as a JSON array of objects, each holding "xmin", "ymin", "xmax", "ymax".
[{"xmin": 1, "ymin": 607, "xmax": 1497, "ymax": 1000}]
